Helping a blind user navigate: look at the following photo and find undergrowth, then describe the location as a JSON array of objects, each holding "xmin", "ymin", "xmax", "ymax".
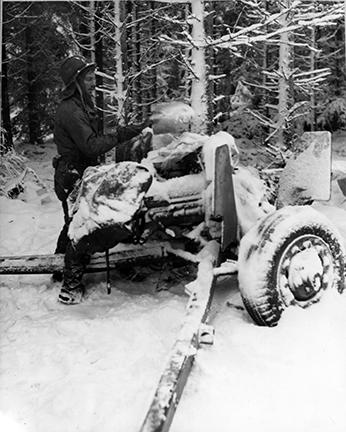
[{"xmin": 0, "ymin": 131, "xmax": 27, "ymax": 196}]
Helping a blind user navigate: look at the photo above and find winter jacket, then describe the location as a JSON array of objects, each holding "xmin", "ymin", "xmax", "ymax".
[{"xmin": 53, "ymin": 92, "xmax": 144, "ymax": 201}]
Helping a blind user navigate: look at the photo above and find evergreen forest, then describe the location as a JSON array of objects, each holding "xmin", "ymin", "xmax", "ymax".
[{"xmin": 1, "ymin": 0, "xmax": 346, "ymax": 153}]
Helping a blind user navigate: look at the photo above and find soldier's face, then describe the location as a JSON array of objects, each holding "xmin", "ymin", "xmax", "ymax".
[{"xmin": 83, "ymin": 70, "xmax": 95, "ymax": 95}]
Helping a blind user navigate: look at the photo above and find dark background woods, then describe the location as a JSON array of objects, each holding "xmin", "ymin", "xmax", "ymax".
[{"xmin": 1, "ymin": 0, "xmax": 346, "ymax": 152}]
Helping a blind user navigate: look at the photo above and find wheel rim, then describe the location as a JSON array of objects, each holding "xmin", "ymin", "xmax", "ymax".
[{"xmin": 277, "ymin": 235, "xmax": 334, "ymax": 303}]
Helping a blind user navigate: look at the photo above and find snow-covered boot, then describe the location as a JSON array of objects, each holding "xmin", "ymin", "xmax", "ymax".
[{"xmin": 58, "ymin": 286, "xmax": 84, "ymax": 305}]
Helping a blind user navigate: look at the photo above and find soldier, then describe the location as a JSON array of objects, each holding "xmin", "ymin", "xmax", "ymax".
[{"xmin": 53, "ymin": 56, "xmax": 150, "ymax": 303}]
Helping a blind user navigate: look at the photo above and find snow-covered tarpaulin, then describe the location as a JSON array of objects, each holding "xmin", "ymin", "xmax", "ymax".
[{"xmin": 68, "ymin": 162, "xmax": 152, "ymax": 252}]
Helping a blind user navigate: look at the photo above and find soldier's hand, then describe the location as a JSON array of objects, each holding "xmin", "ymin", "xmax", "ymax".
[{"xmin": 131, "ymin": 129, "xmax": 153, "ymax": 162}]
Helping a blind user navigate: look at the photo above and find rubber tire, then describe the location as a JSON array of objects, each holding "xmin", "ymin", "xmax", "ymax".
[{"xmin": 238, "ymin": 206, "xmax": 345, "ymax": 327}]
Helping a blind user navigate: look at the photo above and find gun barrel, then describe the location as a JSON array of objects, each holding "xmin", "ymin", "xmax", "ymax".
[{"xmin": 145, "ymin": 193, "xmax": 205, "ymax": 226}]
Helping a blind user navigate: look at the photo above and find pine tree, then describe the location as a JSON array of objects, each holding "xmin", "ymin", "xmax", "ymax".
[
  {"xmin": 2, "ymin": 2, "xmax": 72, "ymax": 144},
  {"xmin": 211, "ymin": 0, "xmax": 345, "ymax": 147}
]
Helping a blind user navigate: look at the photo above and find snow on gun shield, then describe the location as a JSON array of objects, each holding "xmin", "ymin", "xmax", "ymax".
[{"xmin": 237, "ymin": 131, "xmax": 346, "ymax": 327}]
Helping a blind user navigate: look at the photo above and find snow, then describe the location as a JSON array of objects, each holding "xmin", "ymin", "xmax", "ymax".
[
  {"xmin": 142, "ymin": 131, "xmax": 208, "ymax": 178},
  {"xmin": 233, "ymin": 165, "xmax": 275, "ymax": 236},
  {"xmin": 278, "ymin": 131, "xmax": 332, "ymax": 206},
  {"xmin": 202, "ymin": 131, "xmax": 239, "ymax": 183},
  {"xmin": 150, "ymin": 102, "xmax": 195, "ymax": 135},
  {"xmin": 147, "ymin": 173, "xmax": 206, "ymax": 202},
  {"xmin": 170, "ymin": 286, "xmax": 346, "ymax": 432},
  {"xmin": 287, "ymin": 247, "xmax": 323, "ymax": 291},
  {"xmin": 0, "ymin": 277, "xmax": 186, "ymax": 432},
  {"xmin": 1, "ymin": 136, "xmax": 346, "ymax": 432}
]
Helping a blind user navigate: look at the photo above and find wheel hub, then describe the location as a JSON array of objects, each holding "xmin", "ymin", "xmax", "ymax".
[{"xmin": 277, "ymin": 235, "xmax": 333, "ymax": 302}]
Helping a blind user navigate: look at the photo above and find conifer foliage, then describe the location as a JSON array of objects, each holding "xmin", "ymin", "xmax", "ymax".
[
  {"xmin": 2, "ymin": 2, "xmax": 72, "ymax": 145},
  {"xmin": 1, "ymin": 1, "xmax": 345, "ymax": 149}
]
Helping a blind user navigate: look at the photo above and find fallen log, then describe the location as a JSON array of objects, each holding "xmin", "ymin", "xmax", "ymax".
[{"xmin": 0, "ymin": 243, "xmax": 167, "ymax": 275}]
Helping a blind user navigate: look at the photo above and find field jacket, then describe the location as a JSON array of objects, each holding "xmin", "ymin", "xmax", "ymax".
[{"xmin": 53, "ymin": 92, "xmax": 144, "ymax": 201}]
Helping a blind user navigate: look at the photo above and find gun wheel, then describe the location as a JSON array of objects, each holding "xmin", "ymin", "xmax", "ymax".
[{"xmin": 238, "ymin": 206, "xmax": 345, "ymax": 327}]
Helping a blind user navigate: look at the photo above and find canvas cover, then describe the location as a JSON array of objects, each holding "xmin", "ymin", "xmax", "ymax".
[{"xmin": 68, "ymin": 162, "xmax": 152, "ymax": 253}]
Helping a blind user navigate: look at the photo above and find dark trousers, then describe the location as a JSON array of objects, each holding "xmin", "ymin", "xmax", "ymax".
[
  {"xmin": 55, "ymin": 200, "xmax": 70, "ymax": 254},
  {"xmin": 53, "ymin": 196, "xmax": 90, "ymax": 292},
  {"xmin": 55, "ymin": 201, "xmax": 91, "ymax": 291},
  {"xmin": 63, "ymin": 240, "xmax": 91, "ymax": 291}
]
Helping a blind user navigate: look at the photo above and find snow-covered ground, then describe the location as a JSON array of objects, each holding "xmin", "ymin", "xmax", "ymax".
[
  {"xmin": 1, "ymin": 134, "xmax": 346, "ymax": 432},
  {"xmin": 171, "ymin": 281, "xmax": 346, "ymax": 432}
]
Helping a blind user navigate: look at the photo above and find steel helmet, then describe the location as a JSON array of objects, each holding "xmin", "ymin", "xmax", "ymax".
[{"xmin": 59, "ymin": 56, "xmax": 95, "ymax": 89}]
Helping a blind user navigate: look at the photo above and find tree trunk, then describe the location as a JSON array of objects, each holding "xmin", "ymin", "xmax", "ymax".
[
  {"xmin": 90, "ymin": 1, "xmax": 96, "ymax": 65},
  {"xmin": 89, "ymin": 0, "xmax": 97, "ymax": 106},
  {"xmin": 1, "ymin": 40, "xmax": 13, "ymax": 152},
  {"xmin": 277, "ymin": 0, "xmax": 294, "ymax": 147},
  {"xmin": 344, "ymin": 0, "xmax": 346, "ymax": 74},
  {"xmin": 79, "ymin": 1, "xmax": 91, "ymax": 57},
  {"xmin": 104, "ymin": 0, "xmax": 126, "ymax": 164},
  {"xmin": 0, "ymin": 0, "xmax": 3, "ymax": 148},
  {"xmin": 132, "ymin": 2, "xmax": 143, "ymax": 121},
  {"xmin": 148, "ymin": 2, "xmax": 158, "ymax": 116},
  {"xmin": 95, "ymin": 1, "xmax": 104, "ymax": 132},
  {"xmin": 114, "ymin": 0, "xmax": 126, "ymax": 125},
  {"xmin": 262, "ymin": 0, "xmax": 269, "ymax": 119},
  {"xmin": 89, "ymin": 1, "xmax": 104, "ymax": 131},
  {"xmin": 335, "ymin": 23, "xmax": 344, "ymax": 92},
  {"xmin": 310, "ymin": 23, "xmax": 316, "ymax": 131},
  {"xmin": 183, "ymin": 3, "xmax": 191, "ymax": 101},
  {"xmin": 190, "ymin": 0, "xmax": 209, "ymax": 134},
  {"xmin": 25, "ymin": 20, "xmax": 42, "ymax": 145},
  {"xmin": 206, "ymin": 2, "xmax": 217, "ymax": 130}
]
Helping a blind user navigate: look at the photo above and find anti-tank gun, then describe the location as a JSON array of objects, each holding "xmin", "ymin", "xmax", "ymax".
[
  {"xmin": 0, "ymin": 129, "xmax": 345, "ymax": 329},
  {"xmin": 61, "ymin": 126, "xmax": 346, "ymax": 330}
]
